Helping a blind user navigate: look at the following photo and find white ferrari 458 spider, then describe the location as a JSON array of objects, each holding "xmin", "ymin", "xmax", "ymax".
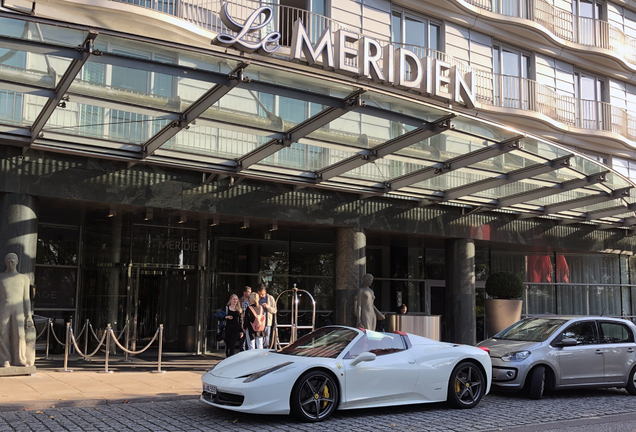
[{"xmin": 201, "ymin": 326, "xmax": 492, "ymax": 422}]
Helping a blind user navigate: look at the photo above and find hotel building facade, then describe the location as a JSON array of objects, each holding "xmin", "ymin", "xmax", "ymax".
[{"xmin": 1, "ymin": 0, "xmax": 636, "ymax": 352}]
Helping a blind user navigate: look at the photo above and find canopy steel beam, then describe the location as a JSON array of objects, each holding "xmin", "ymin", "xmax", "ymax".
[
  {"xmin": 0, "ymin": 35, "xmax": 83, "ymax": 60},
  {"xmin": 586, "ymin": 203, "xmax": 636, "ymax": 221},
  {"xmin": 444, "ymin": 154, "xmax": 572, "ymax": 201},
  {"xmin": 497, "ymin": 172, "xmax": 608, "ymax": 208},
  {"xmin": 315, "ymin": 115, "xmax": 454, "ymax": 183},
  {"xmin": 236, "ymin": 89, "xmax": 365, "ymax": 171},
  {"xmin": 386, "ymin": 135, "xmax": 524, "ymax": 192},
  {"xmin": 30, "ymin": 31, "xmax": 98, "ymax": 142},
  {"xmin": 544, "ymin": 187, "xmax": 632, "ymax": 215},
  {"xmin": 93, "ymin": 53, "xmax": 343, "ymax": 108},
  {"xmin": 142, "ymin": 63, "xmax": 248, "ymax": 158}
]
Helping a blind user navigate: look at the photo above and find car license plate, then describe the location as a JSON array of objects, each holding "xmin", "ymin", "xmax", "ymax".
[{"xmin": 203, "ymin": 384, "xmax": 217, "ymax": 395}]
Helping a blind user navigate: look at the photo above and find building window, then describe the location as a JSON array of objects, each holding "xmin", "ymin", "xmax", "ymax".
[
  {"xmin": 391, "ymin": 9, "xmax": 441, "ymax": 52},
  {"xmin": 574, "ymin": 70, "xmax": 606, "ymax": 130},
  {"xmin": 612, "ymin": 157, "xmax": 636, "ymax": 183},
  {"xmin": 492, "ymin": 44, "xmax": 532, "ymax": 109},
  {"xmin": 77, "ymin": 45, "xmax": 176, "ymax": 142},
  {"xmin": 0, "ymin": 44, "xmax": 26, "ymax": 124},
  {"xmin": 572, "ymin": 0, "xmax": 606, "ymax": 46},
  {"xmin": 279, "ymin": 0, "xmax": 328, "ymax": 46},
  {"xmin": 495, "ymin": 0, "xmax": 531, "ymax": 19}
]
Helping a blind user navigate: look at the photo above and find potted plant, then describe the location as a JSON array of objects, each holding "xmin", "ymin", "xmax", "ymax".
[{"xmin": 485, "ymin": 272, "xmax": 524, "ymax": 338}]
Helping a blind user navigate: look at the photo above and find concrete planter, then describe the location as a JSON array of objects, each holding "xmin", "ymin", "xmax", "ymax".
[{"xmin": 485, "ymin": 299, "xmax": 523, "ymax": 338}]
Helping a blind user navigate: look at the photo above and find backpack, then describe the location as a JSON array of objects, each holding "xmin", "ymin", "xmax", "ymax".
[{"xmin": 249, "ymin": 306, "xmax": 266, "ymax": 332}]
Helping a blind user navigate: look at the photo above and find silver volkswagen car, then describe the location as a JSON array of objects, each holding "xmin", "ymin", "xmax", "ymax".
[{"xmin": 477, "ymin": 316, "xmax": 636, "ymax": 399}]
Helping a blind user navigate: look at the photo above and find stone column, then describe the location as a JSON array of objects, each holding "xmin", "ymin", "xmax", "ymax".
[
  {"xmin": 445, "ymin": 238, "xmax": 476, "ymax": 344},
  {"xmin": 0, "ymin": 193, "xmax": 38, "ymax": 283},
  {"xmin": 335, "ymin": 227, "xmax": 365, "ymax": 327}
]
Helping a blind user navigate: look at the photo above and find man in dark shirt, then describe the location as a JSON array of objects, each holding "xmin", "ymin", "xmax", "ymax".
[{"xmin": 257, "ymin": 284, "xmax": 276, "ymax": 349}]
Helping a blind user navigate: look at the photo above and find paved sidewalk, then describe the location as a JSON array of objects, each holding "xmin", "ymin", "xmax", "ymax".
[{"xmin": 0, "ymin": 354, "xmax": 223, "ymax": 412}]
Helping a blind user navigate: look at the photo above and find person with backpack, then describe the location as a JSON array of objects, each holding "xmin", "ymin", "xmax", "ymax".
[{"xmin": 244, "ymin": 292, "xmax": 265, "ymax": 349}]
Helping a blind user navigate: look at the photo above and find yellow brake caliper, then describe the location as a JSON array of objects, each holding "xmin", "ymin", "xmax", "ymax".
[
  {"xmin": 322, "ymin": 385, "xmax": 330, "ymax": 409},
  {"xmin": 455, "ymin": 378, "xmax": 460, "ymax": 395}
]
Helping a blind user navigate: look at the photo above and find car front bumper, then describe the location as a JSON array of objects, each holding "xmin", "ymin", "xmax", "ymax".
[
  {"xmin": 490, "ymin": 358, "xmax": 532, "ymax": 390},
  {"xmin": 200, "ymin": 372, "xmax": 292, "ymax": 415}
]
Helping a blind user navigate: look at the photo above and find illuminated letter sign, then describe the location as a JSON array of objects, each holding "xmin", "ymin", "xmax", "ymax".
[
  {"xmin": 214, "ymin": 3, "xmax": 280, "ymax": 54},
  {"xmin": 290, "ymin": 19, "xmax": 334, "ymax": 69},
  {"xmin": 211, "ymin": 6, "xmax": 475, "ymax": 108}
]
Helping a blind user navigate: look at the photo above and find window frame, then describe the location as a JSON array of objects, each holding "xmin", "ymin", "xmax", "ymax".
[
  {"xmin": 599, "ymin": 321, "xmax": 635, "ymax": 344},
  {"xmin": 390, "ymin": 7, "xmax": 444, "ymax": 53}
]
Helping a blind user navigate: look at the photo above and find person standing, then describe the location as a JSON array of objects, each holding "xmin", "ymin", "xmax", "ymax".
[
  {"xmin": 222, "ymin": 294, "xmax": 243, "ymax": 358},
  {"xmin": 244, "ymin": 292, "xmax": 264, "ymax": 349},
  {"xmin": 257, "ymin": 284, "xmax": 277, "ymax": 349},
  {"xmin": 240, "ymin": 286, "xmax": 251, "ymax": 350}
]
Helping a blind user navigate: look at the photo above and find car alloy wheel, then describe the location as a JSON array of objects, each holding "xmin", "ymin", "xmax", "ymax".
[
  {"xmin": 291, "ymin": 370, "xmax": 339, "ymax": 422},
  {"xmin": 447, "ymin": 361, "xmax": 485, "ymax": 409},
  {"xmin": 627, "ymin": 366, "xmax": 636, "ymax": 396}
]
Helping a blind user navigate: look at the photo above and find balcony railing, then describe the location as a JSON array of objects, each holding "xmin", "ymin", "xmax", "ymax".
[
  {"xmin": 465, "ymin": 0, "xmax": 636, "ymax": 68},
  {"xmin": 106, "ymin": 0, "xmax": 636, "ymax": 144}
]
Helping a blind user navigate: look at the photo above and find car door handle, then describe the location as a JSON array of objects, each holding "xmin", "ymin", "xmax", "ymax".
[
  {"xmin": 408, "ymin": 360, "xmax": 416, "ymax": 364},
  {"xmin": 595, "ymin": 349, "xmax": 603, "ymax": 354},
  {"xmin": 628, "ymin": 348, "xmax": 634, "ymax": 353}
]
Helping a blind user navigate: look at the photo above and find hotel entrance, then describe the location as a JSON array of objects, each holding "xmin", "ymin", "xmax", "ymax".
[{"xmin": 127, "ymin": 266, "xmax": 200, "ymax": 353}]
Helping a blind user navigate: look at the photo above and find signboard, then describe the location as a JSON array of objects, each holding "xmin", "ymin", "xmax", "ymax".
[{"xmin": 212, "ymin": 4, "xmax": 475, "ymax": 109}]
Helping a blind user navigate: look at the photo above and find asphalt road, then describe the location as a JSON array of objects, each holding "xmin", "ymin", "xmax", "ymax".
[{"xmin": 1, "ymin": 388, "xmax": 635, "ymax": 432}]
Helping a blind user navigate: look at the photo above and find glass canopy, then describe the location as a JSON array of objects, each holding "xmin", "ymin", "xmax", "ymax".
[{"xmin": 0, "ymin": 12, "xmax": 634, "ymax": 229}]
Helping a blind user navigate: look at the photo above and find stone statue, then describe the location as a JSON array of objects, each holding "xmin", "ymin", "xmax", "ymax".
[
  {"xmin": 354, "ymin": 273, "xmax": 385, "ymax": 331},
  {"xmin": 0, "ymin": 253, "xmax": 35, "ymax": 369}
]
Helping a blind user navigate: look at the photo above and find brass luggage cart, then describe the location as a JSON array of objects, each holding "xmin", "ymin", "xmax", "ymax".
[{"xmin": 272, "ymin": 284, "xmax": 316, "ymax": 349}]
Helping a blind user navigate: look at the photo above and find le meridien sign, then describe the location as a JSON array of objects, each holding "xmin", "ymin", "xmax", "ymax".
[{"xmin": 213, "ymin": 4, "xmax": 476, "ymax": 109}]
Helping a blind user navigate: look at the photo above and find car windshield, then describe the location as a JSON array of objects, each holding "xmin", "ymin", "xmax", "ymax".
[
  {"xmin": 494, "ymin": 318, "xmax": 567, "ymax": 342},
  {"xmin": 279, "ymin": 327, "xmax": 359, "ymax": 358}
]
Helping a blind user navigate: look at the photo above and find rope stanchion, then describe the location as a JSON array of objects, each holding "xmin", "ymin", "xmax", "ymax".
[
  {"xmin": 89, "ymin": 323, "xmax": 101, "ymax": 344},
  {"xmin": 152, "ymin": 324, "xmax": 165, "ymax": 374},
  {"xmin": 109, "ymin": 327, "xmax": 159, "ymax": 355},
  {"xmin": 123, "ymin": 319, "xmax": 132, "ymax": 362},
  {"xmin": 83, "ymin": 319, "xmax": 90, "ymax": 362},
  {"xmin": 49, "ymin": 320, "xmax": 66, "ymax": 347},
  {"xmin": 69, "ymin": 326, "xmax": 108, "ymax": 359},
  {"xmin": 44, "ymin": 318, "xmax": 52, "ymax": 360},
  {"xmin": 100, "ymin": 324, "xmax": 113, "ymax": 374},
  {"xmin": 60, "ymin": 322, "xmax": 73, "ymax": 373},
  {"xmin": 116, "ymin": 323, "xmax": 127, "ymax": 341}
]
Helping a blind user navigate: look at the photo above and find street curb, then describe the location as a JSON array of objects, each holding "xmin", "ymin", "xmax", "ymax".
[{"xmin": 0, "ymin": 394, "xmax": 201, "ymax": 413}]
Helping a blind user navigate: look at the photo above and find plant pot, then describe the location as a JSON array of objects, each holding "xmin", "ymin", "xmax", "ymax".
[{"xmin": 485, "ymin": 299, "xmax": 523, "ymax": 338}]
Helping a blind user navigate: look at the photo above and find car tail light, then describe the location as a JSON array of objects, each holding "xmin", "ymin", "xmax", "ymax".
[
  {"xmin": 393, "ymin": 331, "xmax": 407, "ymax": 336},
  {"xmin": 478, "ymin": 346, "xmax": 490, "ymax": 354}
]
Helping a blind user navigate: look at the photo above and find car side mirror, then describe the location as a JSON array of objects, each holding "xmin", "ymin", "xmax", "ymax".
[
  {"xmin": 554, "ymin": 338, "xmax": 577, "ymax": 347},
  {"xmin": 350, "ymin": 352, "xmax": 376, "ymax": 366}
]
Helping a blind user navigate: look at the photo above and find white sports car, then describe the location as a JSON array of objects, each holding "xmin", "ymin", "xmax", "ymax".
[{"xmin": 201, "ymin": 326, "xmax": 492, "ymax": 421}]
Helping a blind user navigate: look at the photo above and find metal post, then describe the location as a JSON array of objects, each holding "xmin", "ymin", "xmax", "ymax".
[
  {"xmin": 83, "ymin": 319, "xmax": 90, "ymax": 362},
  {"xmin": 44, "ymin": 318, "xmax": 52, "ymax": 360},
  {"xmin": 61, "ymin": 322, "xmax": 73, "ymax": 372},
  {"xmin": 100, "ymin": 324, "xmax": 113, "ymax": 374},
  {"xmin": 68, "ymin": 318, "xmax": 74, "ymax": 355},
  {"xmin": 123, "ymin": 319, "xmax": 131, "ymax": 362},
  {"xmin": 152, "ymin": 324, "xmax": 166, "ymax": 374},
  {"xmin": 292, "ymin": 285, "xmax": 298, "ymax": 344}
]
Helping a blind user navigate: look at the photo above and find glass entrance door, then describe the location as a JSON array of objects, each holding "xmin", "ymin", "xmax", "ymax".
[{"xmin": 129, "ymin": 266, "xmax": 199, "ymax": 353}]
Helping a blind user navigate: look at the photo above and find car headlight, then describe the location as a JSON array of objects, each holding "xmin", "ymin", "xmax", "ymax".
[
  {"xmin": 241, "ymin": 362, "xmax": 293, "ymax": 383},
  {"xmin": 501, "ymin": 350, "xmax": 531, "ymax": 362}
]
